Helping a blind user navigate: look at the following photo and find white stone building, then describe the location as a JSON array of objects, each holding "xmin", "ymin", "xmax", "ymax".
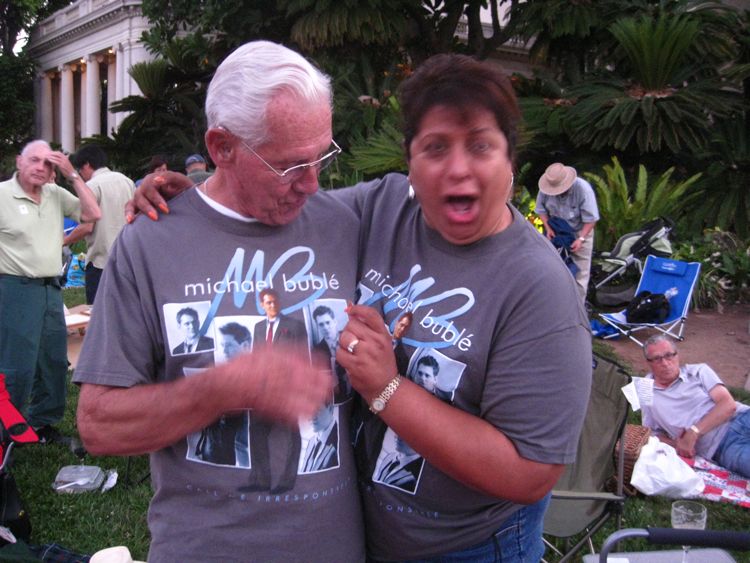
[{"xmin": 26, "ymin": 0, "xmax": 153, "ymax": 153}]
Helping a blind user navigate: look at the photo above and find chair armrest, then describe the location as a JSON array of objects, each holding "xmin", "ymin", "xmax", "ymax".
[{"xmin": 550, "ymin": 489, "xmax": 624, "ymax": 502}]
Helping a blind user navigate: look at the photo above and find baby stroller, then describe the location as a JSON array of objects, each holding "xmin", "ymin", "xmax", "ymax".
[{"xmin": 588, "ymin": 217, "xmax": 674, "ymax": 307}]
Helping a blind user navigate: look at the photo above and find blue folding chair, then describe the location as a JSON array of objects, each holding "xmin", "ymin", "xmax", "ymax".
[
  {"xmin": 598, "ymin": 256, "xmax": 701, "ymax": 347},
  {"xmin": 63, "ymin": 217, "xmax": 78, "ymax": 236}
]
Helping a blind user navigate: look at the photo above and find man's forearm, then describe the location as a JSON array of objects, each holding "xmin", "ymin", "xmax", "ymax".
[
  {"xmin": 578, "ymin": 221, "xmax": 596, "ymax": 240},
  {"xmin": 77, "ymin": 374, "xmax": 230, "ymax": 456},
  {"xmin": 693, "ymin": 388, "xmax": 736, "ymax": 435},
  {"xmin": 70, "ymin": 176, "xmax": 101, "ymax": 223},
  {"xmin": 63, "ymin": 223, "xmax": 93, "ymax": 247},
  {"xmin": 537, "ymin": 213, "xmax": 552, "ymax": 237},
  {"xmin": 76, "ymin": 346, "xmax": 332, "ymax": 456}
]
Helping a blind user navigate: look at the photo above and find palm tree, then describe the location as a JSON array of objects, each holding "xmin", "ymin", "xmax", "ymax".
[
  {"xmin": 90, "ymin": 35, "xmax": 213, "ymax": 177},
  {"xmin": 563, "ymin": 13, "xmax": 744, "ymax": 155},
  {"xmin": 504, "ymin": 0, "xmax": 628, "ymax": 83},
  {"xmin": 106, "ymin": 59, "xmax": 202, "ymax": 173},
  {"xmin": 586, "ymin": 156, "xmax": 701, "ymax": 251},
  {"xmin": 686, "ymin": 120, "xmax": 750, "ymax": 239}
]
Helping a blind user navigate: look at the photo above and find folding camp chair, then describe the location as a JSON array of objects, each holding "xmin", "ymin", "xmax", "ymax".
[
  {"xmin": 0, "ymin": 374, "xmax": 38, "ymax": 544},
  {"xmin": 542, "ymin": 354, "xmax": 631, "ymax": 562},
  {"xmin": 598, "ymin": 256, "xmax": 701, "ymax": 347}
]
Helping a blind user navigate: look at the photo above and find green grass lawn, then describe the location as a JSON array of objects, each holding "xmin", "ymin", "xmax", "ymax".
[
  {"xmin": 9, "ymin": 287, "xmax": 152, "ymax": 559},
  {"xmin": 6, "ymin": 289, "xmax": 748, "ymax": 561}
]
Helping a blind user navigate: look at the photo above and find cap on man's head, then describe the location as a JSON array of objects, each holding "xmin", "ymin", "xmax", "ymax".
[
  {"xmin": 539, "ymin": 163, "xmax": 577, "ymax": 196},
  {"xmin": 185, "ymin": 154, "xmax": 206, "ymax": 167}
]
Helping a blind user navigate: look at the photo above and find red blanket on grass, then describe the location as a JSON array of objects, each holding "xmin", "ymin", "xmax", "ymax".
[{"xmin": 683, "ymin": 456, "xmax": 750, "ymax": 509}]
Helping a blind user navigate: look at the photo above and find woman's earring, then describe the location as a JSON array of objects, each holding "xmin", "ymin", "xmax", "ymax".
[{"xmin": 408, "ymin": 180, "xmax": 415, "ymax": 200}]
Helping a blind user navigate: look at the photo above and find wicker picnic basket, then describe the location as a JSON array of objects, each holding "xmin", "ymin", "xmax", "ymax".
[{"xmin": 614, "ymin": 424, "xmax": 651, "ymax": 494}]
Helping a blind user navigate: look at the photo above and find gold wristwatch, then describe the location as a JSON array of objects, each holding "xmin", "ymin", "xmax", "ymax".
[{"xmin": 369, "ymin": 375, "xmax": 402, "ymax": 414}]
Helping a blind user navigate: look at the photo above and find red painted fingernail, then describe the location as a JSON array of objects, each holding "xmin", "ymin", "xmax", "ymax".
[{"xmin": 147, "ymin": 210, "xmax": 158, "ymax": 221}]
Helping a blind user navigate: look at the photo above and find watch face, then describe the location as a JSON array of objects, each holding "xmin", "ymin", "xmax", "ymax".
[{"xmin": 372, "ymin": 398, "xmax": 386, "ymax": 412}]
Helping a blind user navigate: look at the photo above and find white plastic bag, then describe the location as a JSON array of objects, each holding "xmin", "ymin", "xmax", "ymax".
[{"xmin": 630, "ymin": 436, "xmax": 705, "ymax": 498}]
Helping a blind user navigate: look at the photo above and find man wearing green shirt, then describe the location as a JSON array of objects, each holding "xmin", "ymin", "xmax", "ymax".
[{"xmin": 0, "ymin": 140, "xmax": 100, "ymax": 441}]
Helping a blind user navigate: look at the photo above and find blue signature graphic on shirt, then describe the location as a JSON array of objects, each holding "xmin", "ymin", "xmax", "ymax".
[{"xmin": 198, "ymin": 246, "xmax": 332, "ymax": 332}]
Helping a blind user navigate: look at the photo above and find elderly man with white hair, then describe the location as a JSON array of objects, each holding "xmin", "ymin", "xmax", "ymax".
[
  {"xmin": 0, "ymin": 140, "xmax": 100, "ymax": 442},
  {"xmin": 73, "ymin": 41, "xmax": 363, "ymax": 562}
]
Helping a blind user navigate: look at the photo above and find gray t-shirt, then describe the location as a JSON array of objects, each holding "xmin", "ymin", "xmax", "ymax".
[
  {"xmin": 336, "ymin": 173, "xmax": 592, "ymax": 560},
  {"xmin": 642, "ymin": 363, "xmax": 749, "ymax": 460},
  {"xmin": 73, "ymin": 188, "xmax": 365, "ymax": 562},
  {"xmin": 535, "ymin": 177, "xmax": 599, "ymax": 232}
]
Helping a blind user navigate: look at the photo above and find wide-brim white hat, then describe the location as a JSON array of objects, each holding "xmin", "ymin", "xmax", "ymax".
[{"xmin": 539, "ymin": 163, "xmax": 577, "ymax": 196}]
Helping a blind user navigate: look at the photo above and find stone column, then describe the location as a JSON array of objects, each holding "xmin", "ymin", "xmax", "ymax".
[
  {"xmin": 59, "ymin": 64, "xmax": 75, "ymax": 153},
  {"xmin": 84, "ymin": 54, "xmax": 101, "ymax": 138},
  {"xmin": 107, "ymin": 53, "xmax": 117, "ymax": 134},
  {"xmin": 115, "ymin": 43, "xmax": 126, "ymax": 128},
  {"xmin": 80, "ymin": 63, "xmax": 87, "ymax": 138},
  {"xmin": 39, "ymin": 72, "xmax": 54, "ymax": 141}
]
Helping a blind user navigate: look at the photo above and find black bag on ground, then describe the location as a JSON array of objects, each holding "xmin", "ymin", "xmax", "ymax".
[
  {"xmin": 0, "ymin": 471, "xmax": 31, "ymax": 544},
  {"xmin": 625, "ymin": 291, "xmax": 671, "ymax": 323}
]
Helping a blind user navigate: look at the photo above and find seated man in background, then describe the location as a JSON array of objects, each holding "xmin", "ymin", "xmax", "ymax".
[{"xmin": 641, "ymin": 334, "xmax": 750, "ymax": 478}]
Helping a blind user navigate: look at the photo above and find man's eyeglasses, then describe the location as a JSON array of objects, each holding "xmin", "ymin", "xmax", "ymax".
[
  {"xmin": 230, "ymin": 131, "xmax": 341, "ymax": 184},
  {"xmin": 646, "ymin": 351, "xmax": 678, "ymax": 363}
]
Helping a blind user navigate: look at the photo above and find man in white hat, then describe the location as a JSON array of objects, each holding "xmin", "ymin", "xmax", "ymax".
[{"xmin": 536, "ymin": 162, "xmax": 599, "ymax": 300}]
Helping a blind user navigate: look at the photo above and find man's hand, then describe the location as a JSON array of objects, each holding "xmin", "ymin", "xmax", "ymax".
[
  {"xmin": 675, "ymin": 428, "xmax": 698, "ymax": 458},
  {"xmin": 220, "ymin": 345, "xmax": 333, "ymax": 426},
  {"xmin": 125, "ymin": 171, "xmax": 193, "ymax": 223},
  {"xmin": 45, "ymin": 151, "xmax": 77, "ymax": 180}
]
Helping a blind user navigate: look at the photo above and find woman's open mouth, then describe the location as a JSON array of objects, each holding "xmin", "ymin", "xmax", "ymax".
[{"xmin": 444, "ymin": 195, "xmax": 478, "ymax": 223}]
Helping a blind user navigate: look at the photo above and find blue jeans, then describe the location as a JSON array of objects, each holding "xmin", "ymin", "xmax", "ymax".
[
  {"xmin": 395, "ymin": 492, "xmax": 551, "ymax": 563},
  {"xmin": 714, "ymin": 409, "xmax": 750, "ymax": 478}
]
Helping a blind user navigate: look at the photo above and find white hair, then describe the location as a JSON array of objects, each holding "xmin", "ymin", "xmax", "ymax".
[
  {"xmin": 20, "ymin": 139, "xmax": 51, "ymax": 157},
  {"xmin": 205, "ymin": 40, "xmax": 332, "ymax": 148}
]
